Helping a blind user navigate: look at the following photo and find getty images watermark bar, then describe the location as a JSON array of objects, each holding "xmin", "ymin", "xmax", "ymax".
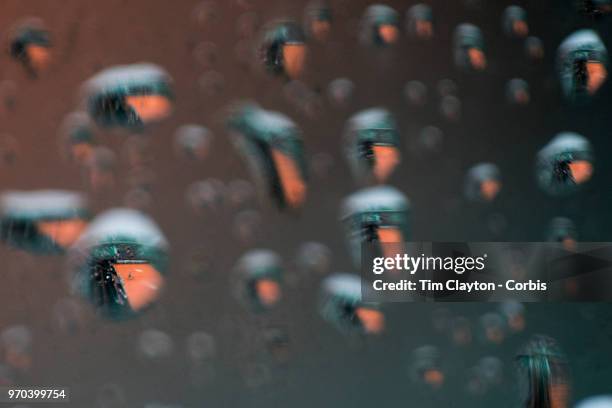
[{"xmin": 359, "ymin": 242, "xmax": 612, "ymax": 302}]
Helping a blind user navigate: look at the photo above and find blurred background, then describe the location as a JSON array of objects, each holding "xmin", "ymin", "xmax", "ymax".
[{"xmin": 0, "ymin": 0, "xmax": 611, "ymax": 406}]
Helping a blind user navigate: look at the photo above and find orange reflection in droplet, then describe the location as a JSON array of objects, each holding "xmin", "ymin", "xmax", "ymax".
[
  {"xmin": 468, "ymin": 48, "xmax": 487, "ymax": 70},
  {"xmin": 311, "ymin": 20, "xmax": 331, "ymax": 41},
  {"xmin": 255, "ymin": 278, "xmax": 281, "ymax": 307},
  {"xmin": 282, "ymin": 44, "xmax": 307, "ymax": 79},
  {"xmin": 271, "ymin": 148, "xmax": 306, "ymax": 208},
  {"xmin": 26, "ymin": 44, "xmax": 51, "ymax": 73},
  {"xmin": 424, "ymin": 369, "xmax": 445, "ymax": 388},
  {"xmin": 378, "ymin": 24, "xmax": 399, "ymax": 44},
  {"xmin": 415, "ymin": 20, "xmax": 433, "ymax": 38},
  {"xmin": 355, "ymin": 307, "xmax": 385, "ymax": 334},
  {"xmin": 586, "ymin": 61, "xmax": 607, "ymax": 95},
  {"xmin": 480, "ymin": 179, "xmax": 501, "ymax": 201},
  {"xmin": 372, "ymin": 145, "xmax": 400, "ymax": 183},
  {"xmin": 512, "ymin": 20, "xmax": 528, "ymax": 37},
  {"xmin": 568, "ymin": 160, "xmax": 593, "ymax": 184},
  {"xmin": 125, "ymin": 95, "xmax": 172, "ymax": 123},
  {"xmin": 113, "ymin": 262, "xmax": 164, "ymax": 311},
  {"xmin": 37, "ymin": 219, "xmax": 88, "ymax": 248}
]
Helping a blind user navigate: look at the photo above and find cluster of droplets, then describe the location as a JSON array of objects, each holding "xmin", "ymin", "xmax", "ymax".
[
  {"xmin": 0, "ymin": 1, "xmax": 609, "ymax": 406},
  {"xmin": 408, "ymin": 302, "xmax": 527, "ymax": 396}
]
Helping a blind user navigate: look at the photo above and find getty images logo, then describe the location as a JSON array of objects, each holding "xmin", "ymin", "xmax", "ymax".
[{"xmin": 372, "ymin": 251, "xmax": 488, "ymax": 275}]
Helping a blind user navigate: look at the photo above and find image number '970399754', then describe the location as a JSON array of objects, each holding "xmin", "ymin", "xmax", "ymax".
[{"xmin": 0, "ymin": 0, "xmax": 610, "ymax": 407}]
